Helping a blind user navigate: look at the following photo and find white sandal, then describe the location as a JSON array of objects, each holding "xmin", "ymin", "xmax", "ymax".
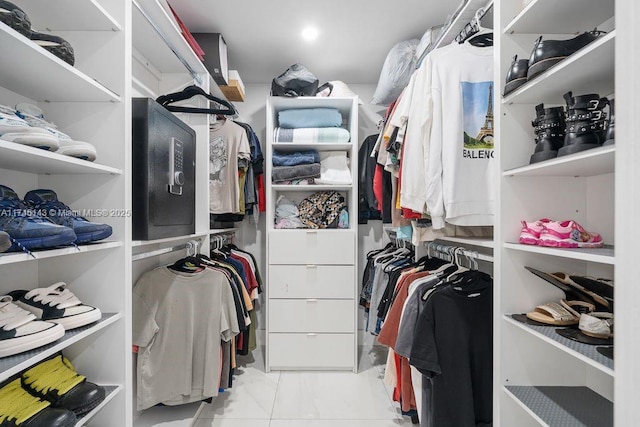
[
  {"xmin": 526, "ymin": 300, "xmax": 595, "ymax": 326},
  {"xmin": 579, "ymin": 312, "xmax": 614, "ymax": 339}
]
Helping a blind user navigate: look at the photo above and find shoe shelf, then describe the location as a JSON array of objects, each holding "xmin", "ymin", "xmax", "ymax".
[
  {"xmin": 504, "ymin": 0, "xmax": 614, "ymax": 35},
  {"xmin": 271, "ymin": 142, "xmax": 354, "ymax": 151},
  {"xmin": 504, "ymin": 243, "xmax": 615, "ymax": 265},
  {"xmin": 503, "ymin": 386, "xmax": 613, "ymax": 427},
  {"xmin": 272, "ymin": 184, "xmax": 353, "ymax": 192},
  {"xmin": 0, "ymin": 241, "xmax": 123, "ymax": 266},
  {"xmin": 16, "ymin": 0, "xmax": 121, "ymax": 31},
  {"xmin": 0, "ymin": 22, "xmax": 121, "ymax": 103},
  {"xmin": 504, "ymin": 315, "xmax": 614, "ymax": 376},
  {"xmin": 0, "ymin": 312, "xmax": 122, "ymax": 382},
  {"xmin": 0, "ymin": 140, "xmax": 123, "ymax": 176},
  {"xmin": 132, "ymin": 0, "xmax": 207, "ymax": 77},
  {"xmin": 502, "ymin": 31, "xmax": 615, "ymax": 105},
  {"xmin": 503, "ymin": 146, "xmax": 615, "ymax": 178},
  {"xmin": 75, "ymin": 385, "xmax": 121, "ymax": 427}
]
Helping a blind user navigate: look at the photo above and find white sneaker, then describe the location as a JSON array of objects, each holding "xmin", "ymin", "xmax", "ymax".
[
  {"xmin": 15, "ymin": 103, "xmax": 97, "ymax": 162},
  {"xmin": 0, "ymin": 105, "xmax": 60, "ymax": 151},
  {"xmin": 9, "ymin": 283, "xmax": 102, "ymax": 330},
  {"xmin": 0, "ymin": 295, "xmax": 65, "ymax": 357}
]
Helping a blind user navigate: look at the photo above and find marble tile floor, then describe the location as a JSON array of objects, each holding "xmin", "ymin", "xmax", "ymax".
[{"xmin": 135, "ymin": 345, "xmax": 415, "ymax": 427}]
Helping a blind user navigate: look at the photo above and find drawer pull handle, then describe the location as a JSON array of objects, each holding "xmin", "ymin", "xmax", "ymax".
[
  {"xmin": 306, "ymin": 264, "xmax": 317, "ymax": 269},
  {"xmin": 307, "ymin": 333, "xmax": 318, "ymax": 337},
  {"xmin": 306, "ymin": 299, "xmax": 318, "ymax": 303},
  {"xmin": 306, "ymin": 230, "xmax": 318, "ymax": 234}
]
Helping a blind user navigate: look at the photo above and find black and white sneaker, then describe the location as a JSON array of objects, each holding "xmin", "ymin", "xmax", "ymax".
[
  {"xmin": 29, "ymin": 31, "xmax": 75, "ymax": 66},
  {"xmin": 0, "ymin": 295, "xmax": 64, "ymax": 358},
  {"xmin": 9, "ymin": 283, "xmax": 101, "ymax": 330},
  {"xmin": 0, "ymin": 0, "xmax": 31, "ymax": 37}
]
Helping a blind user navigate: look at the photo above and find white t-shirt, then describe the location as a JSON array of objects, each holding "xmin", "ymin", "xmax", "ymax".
[
  {"xmin": 426, "ymin": 42, "xmax": 495, "ymax": 228},
  {"xmin": 133, "ymin": 266, "xmax": 239, "ymax": 410},
  {"xmin": 209, "ymin": 119, "xmax": 251, "ymax": 214}
]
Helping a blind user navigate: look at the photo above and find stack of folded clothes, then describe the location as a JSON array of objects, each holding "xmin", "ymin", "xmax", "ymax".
[
  {"xmin": 274, "ymin": 108, "xmax": 351, "ymax": 143},
  {"xmin": 272, "ymin": 149, "xmax": 321, "ymax": 184},
  {"xmin": 274, "ymin": 195, "xmax": 305, "ymax": 229}
]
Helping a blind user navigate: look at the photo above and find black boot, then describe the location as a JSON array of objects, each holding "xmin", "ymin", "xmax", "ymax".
[
  {"xmin": 530, "ymin": 103, "xmax": 565, "ymax": 164},
  {"xmin": 603, "ymin": 98, "xmax": 615, "ymax": 146},
  {"xmin": 504, "ymin": 55, "xmax": 529, "ymax": 96},
  {"xmin": 558, "ymin": 91, "xmax": 608, "ymax": 157}
]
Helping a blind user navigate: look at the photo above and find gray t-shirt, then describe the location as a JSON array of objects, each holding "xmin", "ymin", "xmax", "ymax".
[
  {"xmin": 209, "ymin": 119, "xmax": 251, "ymax": 214},
  {"xmin": 133, "ymin": 266, "xmax": 239, "ymax": 410}
]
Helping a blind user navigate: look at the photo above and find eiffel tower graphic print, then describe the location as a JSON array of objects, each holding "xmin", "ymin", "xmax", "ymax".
[{"xmin": 462, "ymin": 81, "xmax": 495, "ymax": 150}]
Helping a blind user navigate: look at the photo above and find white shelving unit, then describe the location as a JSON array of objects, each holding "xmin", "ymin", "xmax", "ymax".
[
  {"xmin": 265, "ymin": 96, "xmax": 359, "ymax": 372},
  {"xmin": 495, "ymin": 0, "xmax": 624, "ymax": 424},
  {"xmin": 0, "ymin": 0, "xmax": 130, "ymax": 425}
]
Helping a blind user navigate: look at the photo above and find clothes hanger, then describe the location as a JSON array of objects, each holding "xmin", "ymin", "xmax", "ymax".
[
  {"xmin": 156, "ymin": 85, "xmax": 237, "ymax": 116},
  {"xmin": 458, "ymin": 7, "xmax": 494, "ymax": 47}
]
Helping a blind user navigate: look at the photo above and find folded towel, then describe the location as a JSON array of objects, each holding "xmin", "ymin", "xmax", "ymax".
[
  {"xmin": 278, "ymin": 108, "xmax": 343, "ymax": 128},
  {"xmin": 272, "ymin": 163, "xmax": 321, "ymax": 182},
  {"xmin": 274, "ymin": 127, "xmax": 351, "ymax": 143},
  {"xmin": 273, "ymin": 150, "xmax": 320, "ymax": 166},
  {"xmin": 316, "ymin": 151, "xmax": 352, "ymax": 185}
]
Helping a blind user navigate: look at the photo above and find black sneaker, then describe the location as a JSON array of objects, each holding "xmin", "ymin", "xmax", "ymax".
[
  {"xmin": 21, "ymin": 353, "xmax": 106, "ymax": 416},
  {"xmin": 0, "ymin": 377, "xmax": 76, "ymax": 427},
  {"xmin": 24, "ymin": 189, "xmax": 112, "ymax": 244},
  {"xmin": 29, "ymin": 31, "xmax": 75, "ymax": 66},
  {"xmin": 0, "ymin": 0, "xmax": 31, "ymax": 38}
]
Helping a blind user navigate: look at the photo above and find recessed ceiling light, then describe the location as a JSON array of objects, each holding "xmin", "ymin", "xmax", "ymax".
[{"xmin": 301, "ymin": 26, "xmax": 319, "ymax": 42}]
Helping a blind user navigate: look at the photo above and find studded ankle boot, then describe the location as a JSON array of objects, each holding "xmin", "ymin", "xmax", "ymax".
[
  {"xmin": 559, "ymin": 91, "xmax": 608, "ymax": 157},
  {"xmin": 530, "ymin": 103, "xmax": 565, "ymax": 164},
  {"xmin": 603, "ymin": 98, "xmax": 614, "ymax": 146}
]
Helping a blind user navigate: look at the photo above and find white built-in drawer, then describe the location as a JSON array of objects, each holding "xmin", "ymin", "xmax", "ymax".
[
  {"xmin": 268, "ymin": 333, "xmax": 355, "ymax": 369},
  {"xmin": 269, "ymin": 299, "xmax": 354, "ymax": 333},
  {"xmin": 269, "ymin": 265, "xmax": 355, "ymax": 299},
  {"xmin": 268, "ymin": 230, "xmax": 355, "ymax": 265}
]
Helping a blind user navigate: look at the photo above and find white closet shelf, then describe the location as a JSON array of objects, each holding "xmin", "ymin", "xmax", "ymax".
[
  {"xmin": 75, "ymin": 385, "xmax": 121, "ymax": 427},
  {"xmin": 504, "ymin": 0, "xmax": 614, "ymax": 35},
  {"xmin": 502, "ymin": 31, "xmax": 615, "ymax": 105},
  {"xmin": 17, "ymin": 0, "xmax": 121, "ymax": 31},
  {"xmin": 131, "ymin": 229, "xmax": 236, "ymax": 248},
  {"xmin": 272, "ymin": 184, "xmax": 352, "ymax": 192},
  {"xmin": 0, "ymin": 313, "xmax": 122, "ymax": 382},
  {"xmin": 504, "ymin": 146, "xmax": 614, "ymax": 178},
  {"xmin": 0, "ymin": 241, "xmax": 123, "ymax": 266},
  {"xmin": 271, "ymin": 142, "xmax": 353, "ymax": 151},
  {"xmin": 503, "ymin": 386, "xmax": 613, "ymax": 427},
  {"xmin": 504, "ymin": 315, "xmax": 613, "ymax": 376},
  {"xmin": 504, "ymin": 243, "xmax": 614, "ymax": 264},
  {"xmin": 132, "ymin": 0, "xmax": 207, "ymax": 76},
  {"xmin": 0, "ymin": 140, "xmax": 122, "ymax": 175},
  {"xmin": 433, "ymin": 236, "xmax": 495, "ymax": 249},
  {"xmin": 0, "ymin": 23, "xmax": 120, "ymax": 102}
]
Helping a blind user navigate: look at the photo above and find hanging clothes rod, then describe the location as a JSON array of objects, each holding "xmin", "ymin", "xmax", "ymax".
[
  {"xmin": 132, "ymin": 239, "xmax": 200, "ymax": 262},
  {"xmin": 210, "ymin": 231, "xmax": 235, "ymax": 249},
  {"xmin": 426, "ymin": 241, "xmax": 494, "ymax": 263}
]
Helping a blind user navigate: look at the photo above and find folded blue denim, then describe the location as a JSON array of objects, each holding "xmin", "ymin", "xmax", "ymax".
[
  {"xmin": 273, "ymin": 150, "xmax": 320, "ymax": 166},
  {"xmin": 278, "ymin": 108, "xmax": 343, "ymax": 128},
  {"xmin": 272, "ymin": 163, "xmax": 321, "ymax": 182}
]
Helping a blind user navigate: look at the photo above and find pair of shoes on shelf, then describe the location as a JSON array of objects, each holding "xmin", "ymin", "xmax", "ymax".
[
  {"xmin": 529, "ymin": 92, "xmax": 614, "ymax": 164},
  {"xmin": 0, "ymin": 185, "xmax": 112, "ymax": 252},
  {"xmin": 519, "ymin": 218, "xmax": 604, "ymax": 248},
  {"xmin": 0, "ymin": 353, "xmax": 105, "ymax": 426},
  {"xmin": 0, "ymin": 104, "xmax": 97, "ymax": 161},
  {"xmin": 0, "ymin": 0, "xmax": 75, "ymax": 65},
  {"xmin": 503, "ymin": 28, "xmax": 606, "ymax": 95},
  {"xmin": 0, "ymin": 283, "xmax": 101, "ymax": 358}
]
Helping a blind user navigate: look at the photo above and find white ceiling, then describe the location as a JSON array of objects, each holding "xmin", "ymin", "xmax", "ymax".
[{"xmin": 170, "ymin": 0, "xmax": 454, "ymax": 84}]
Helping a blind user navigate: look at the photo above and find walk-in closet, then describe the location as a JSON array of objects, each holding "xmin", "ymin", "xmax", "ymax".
[{"xmin": 0, "ymin": 0, "xmax": 636, "ymax": 426}]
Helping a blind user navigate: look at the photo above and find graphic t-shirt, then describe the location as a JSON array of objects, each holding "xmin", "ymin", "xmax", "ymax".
[
  {"xmin": 425, "ymin": 42, "xmax": 494, "ymax": 228},
  {"xmin": 209, "ymin": 119, "xmax": 251, "ymax": 214}
]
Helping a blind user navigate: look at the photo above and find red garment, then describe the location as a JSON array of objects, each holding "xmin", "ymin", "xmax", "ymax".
[
  {"xmin": 398, "ymin": 133, "xmax": 422, "ymax": 220},
  {"xmin": 373, "ymin": 164, "xmax": 384, "ymax": 211},
  {"xmin": 231, "ymin": 254, "xmax": 259, "ymax": 294},
  {"xmin": 257, "ymin": 174, "xmax": 266, "ymax": 212}
]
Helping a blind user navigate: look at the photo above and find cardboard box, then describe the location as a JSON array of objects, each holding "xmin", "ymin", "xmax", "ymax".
[{"xmin": 220, "ymin": 70, "xmax": 245, "ymax": 102}]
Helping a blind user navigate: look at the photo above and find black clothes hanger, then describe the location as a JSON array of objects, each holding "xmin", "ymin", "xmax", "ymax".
[
  {"xmin": 156, "ymin": 85, "xmax": 237, "ymax": 116},
  {"xmin": 168, "ymin": 255, "xmax": 203, "ymax": 273}
]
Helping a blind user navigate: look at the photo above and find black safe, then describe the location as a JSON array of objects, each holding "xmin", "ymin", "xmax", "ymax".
[{"xmin": 132, "ymin": 98, "xmax": 196, "ymax": 240}]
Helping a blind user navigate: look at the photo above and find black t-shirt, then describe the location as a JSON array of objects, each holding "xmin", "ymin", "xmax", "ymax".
[{"xmin": 410, "ymin": 277, "xmax": 493, "ymax": 427}]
